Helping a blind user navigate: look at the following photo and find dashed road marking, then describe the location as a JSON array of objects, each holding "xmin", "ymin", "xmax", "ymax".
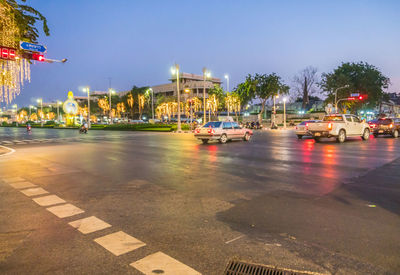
[
  {"xmin": 69, "ymin": 216, "xmax": 111, "ymax": 234},
  {"xmin": 32, "ymin": 195, "xmax": 66, "ymax": 206},
  {"xmin": 130, "ymin": 251, "xmax": 201, "ymax": 275},
  {"xmin": 9, "ymin": 181, "xmax": 37, "ymax": 189},
  {"xmin": 46, "ymin": 203, "xmax": 84, "ymax": 218},
  {"xmin": 2, "ymin": 177, "xmax": 26, "ymax": 183},
  {"xmin": 94, "ymin": 231, "xmax": 146, "ymax": 256},
  {"xmin": 20, "ymin": 187, "xmax": 49, "ymax": 197}
]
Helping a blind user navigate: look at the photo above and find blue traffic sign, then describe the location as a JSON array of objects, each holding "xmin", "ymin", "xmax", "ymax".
[{"xmin": 19, "ymin": 41, "xmax": 46, "ymax": 53}]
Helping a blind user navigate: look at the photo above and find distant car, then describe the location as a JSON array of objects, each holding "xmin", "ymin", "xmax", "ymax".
[
  {"xmin": 372, "ymin": 118, "xmax": 400, "ymax": 138},
  {"xmin": 295, "ymin": 120, "xmax": 317, "ymax": 139},
  {"xmin": 194, "ymin": 121, "xmax": 253, "ymax": 144}
]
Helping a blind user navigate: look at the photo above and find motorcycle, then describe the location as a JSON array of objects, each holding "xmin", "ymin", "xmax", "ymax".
[{"xmin": 79, "ymin": 127, "xmax": 87, "ymax": 134}]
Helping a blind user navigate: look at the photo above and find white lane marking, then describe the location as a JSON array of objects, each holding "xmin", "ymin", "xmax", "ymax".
[
  {"xmin": 46, "ymin": 203, "xmax": 84, "ymax": 218},
  {"xmin": 225, "ymin": 235, "xmax": 244, "ymax": 244},
  {"xmin": 2, "ymin": 177, "xmax": 25, "ymax": 183},
  {"xmin": 32, "ymin": 195, "xmax": 66, "ymax": 206},
  {"xmin": 69, "ymin": 216, "xmax": 111, "ymax": 234},
  {"xmin": 0, "ymin": 145, "xmax": 16, "ymax": 157},
  {"xmin": 94, "ymin": 231, "xmax": 146, "ymax": 256},
  {"xmin": 20, "ymin": 187, "xmax": 49, "ymax": 197},
  {"xmin": 130, "ymin": 251, "xmax": 201, "ymax": 275},
  {"xmin": 9, "ymin": 181, "xmax": 37, "ymax": 189}
]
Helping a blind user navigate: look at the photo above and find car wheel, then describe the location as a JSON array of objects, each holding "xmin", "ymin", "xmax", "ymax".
[
  {"xmin": 361, "ymin": 129, "xmax": 370, "ymax": 140},
  {"xmin": 219, "ymin": 134, "xmax": 228, "ymax": 144},
  {"xmin": 201, "ymin": 139, "xmax": 208, "ymax": 144},
  {"xmin": 297, "ymin": 135, "xmax": 303, "ymax": 139},
  {"xmin": 243, "ymin": 132, "xmax": 251, "ymax": 141},
  {"xmin": 337, "ymin": 129, "xmax": 346, "ymax": 143},
  {"xmin": 392, "ymin": 129, "xmax": 399, "ymax": 138},
  {"xmin": 314, "ymin": 137, "xmax": 320, "ymax": 143}
]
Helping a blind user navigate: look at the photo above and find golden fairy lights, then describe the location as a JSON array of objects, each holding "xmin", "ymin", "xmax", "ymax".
[
  {"xmin": 98, "ymin": 98, "xmax": 109, "ymax": 114},
  {"xmin": 0, "ymin": 3, "xmax": 31, "ymax": 104}
]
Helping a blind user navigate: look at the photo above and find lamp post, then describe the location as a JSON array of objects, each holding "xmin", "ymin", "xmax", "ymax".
[
  {"xmin": 57, "ymin": 101, "xmax": 62, "ymax": 123},
  {"xmin": 272, "ymin": 94, "xmax": 279, "ymax": 127},
  {"xmin": 37, "ymin": 99, "xmax": 43, "ymax": 127},
  {"xmin": 224, "ymin": 74, "xmax": 229, "ymax": 93},
  {"xmin": 334, "ymin": 84, "xmax": 350, "ymax": 112},
  {"xmin": 146, "ymin": 88, "xmax": 154, "ymax": 120},
  {"xmin": 283, "ymin": 97, "xmax": 287, "ymax": 129},
  {"xmin": 202, "ymin": 67, "xmax": 211, "ymax": 124},
  {"xmin": 83, "ymin": 87, "xmax": 91, "ymax": 128},
  {"xmin": 109, "ymin": 89, "xmax": 115, "ymax": 124},
  {"xmin": 171, "ymin": 64, "xmax": 181, "ymax": 132}
]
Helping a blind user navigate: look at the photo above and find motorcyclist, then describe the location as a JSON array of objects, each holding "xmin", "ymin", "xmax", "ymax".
[{"xmin": 26, "ymin": 123, "xmax": 32, "ymax": 132}]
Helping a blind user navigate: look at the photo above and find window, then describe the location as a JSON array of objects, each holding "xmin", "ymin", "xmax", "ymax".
[
  {"xmin": 345, "ymin": 115, "xmax": 352, "ymax": 122},
  {"xmin": 352, "ymin": 116, "xmax": 361, "ymax": 123},
  {"xmin": 232, "ymin": 122, "xmax": 241, "ymax": 129},
  {"xmin": 203, "ymin": 122, "xmax": 222, "ymax": 128},
  {"xmin": 223, "ymin": 122, "xmax": 232, "ymax": 129},
  {"xmin": 323, "ymin": 116, "xmax": 344, "ymax": 121}
]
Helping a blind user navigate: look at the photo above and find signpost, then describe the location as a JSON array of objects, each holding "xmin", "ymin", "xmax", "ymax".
[{"xmin": 19, "ymin": 41, "xmax": 46, "ymax": 53}]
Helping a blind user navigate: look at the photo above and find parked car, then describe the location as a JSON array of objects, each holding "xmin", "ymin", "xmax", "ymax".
[
  {"xmin": 295, "ymin": 120, "xmax": 317, "ymax": 139},
  {"xmin": 194, "ymin": 121, "xmax": 253, "ymax": 144},
  {"xmin": 372, "ymin": 118, "xmax": 400, "ymax": 138},
  {"xmin": 307, "ymin": 114, "xmax": 370, "ymax": 143}
]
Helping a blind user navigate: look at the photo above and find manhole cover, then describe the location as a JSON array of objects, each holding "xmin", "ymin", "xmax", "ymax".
[{"xmin": 224, "ymin": 260, "xmax": 325, "ymax": 275}]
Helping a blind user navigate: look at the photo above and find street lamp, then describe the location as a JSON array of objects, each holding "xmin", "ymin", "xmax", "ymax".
[
  {"xmin": 272, "ymin": 94, "xmax": 279, "ymax": 127},
  {"xmin": 109, "ymin": 89, "xmax": 115, "ymax": 124},
  {"xmin": 37, "ymin": 98, "xmax": 43, "ymax": 127},
  {"xmin": 57, "ymin": 101, "xmax": 62, "ymax": 123},
  {"xmin": 334, "ymin": 84, "xmax": 350, "ymax": 112},
  {"xmin": 83, "ymin": 87, "xmax": 91, "ymax": 128},
  {"xmin": 283, "ymin": 97, "xmax": 287, "ymax": 129},
  {"xmin": 202, "ymin": 67, "xmax": 211, "ymax": 124},
  {"xmin": 146, "ymin": 88, "xmax": 154, "ymax": 120},
  {"xmin": 171, "ymin": 64, "xmax": 182, "ymax": 132},
  {"xmin": 224, "ymin": 74, "xmax": 229, "ymax": 93}
]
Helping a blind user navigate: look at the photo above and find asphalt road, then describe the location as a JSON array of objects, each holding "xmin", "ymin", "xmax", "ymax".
[{"xmin": 1, "ymin": 127, "xmax": 400, "ymax": 274}]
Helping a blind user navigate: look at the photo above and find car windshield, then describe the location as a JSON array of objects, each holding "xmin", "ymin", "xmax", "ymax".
[
  {"xmin": 203, "ymin": 122, "xmax": 222, "ymax": 128},
  {"xmin": 323, "ymin": 116, "xmax": 343, "ymax": 121},
  {"xmin": 299, "ymin": 121, "xmax": 313, "ymax": 125}
]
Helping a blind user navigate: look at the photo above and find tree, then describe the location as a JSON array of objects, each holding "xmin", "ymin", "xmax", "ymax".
[
  {"xmin": 238, "ymin": 73, "xmax": 289, "ymax": 123},
  {"xmin": 1, "ymin": 0, "xmax": 50, "ymax": 103},
  {"xmin": 293, "ymin": 66, "xmax": 318, "ymax": 110},
  {"xmin": 319, "ymin": 62, "xmax": 390, "ymax": 112},
  {"xmin": 208, "ymin": 85, "xmax": 226, "ymax": 113}
]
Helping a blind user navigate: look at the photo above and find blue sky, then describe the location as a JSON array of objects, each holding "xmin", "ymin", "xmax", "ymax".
[{"xmin": 6, "ymin": 0, "xmax": 400, "ymax": 107}]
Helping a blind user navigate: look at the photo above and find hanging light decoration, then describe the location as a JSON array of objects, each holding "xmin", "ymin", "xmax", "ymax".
[{"xmin": 0, "ymin": 3, "xmax": 31, "ymax": 104}]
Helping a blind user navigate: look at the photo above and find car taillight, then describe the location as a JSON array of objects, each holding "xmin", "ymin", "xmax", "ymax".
[
  {"xmin": 370, "ymin": 124, "xmax": 375, "ymax": 128},
  {"xmin": 295, "ymin": 126, "xmax": 298, "ymax": 130},
  {"xmin": 195, "ymin": 128, "xmax": 200, "ymax": 133},
  {"xmin": 207, "ymin": 128, "xmax": 215, "ymax": 134},
  {"xmin": 328, "ymin": 122, "xmax": 333, "ymax": 130},
  {"xmin": 390, "ymin": 124, "xmax": 394, "ymax": 128}
]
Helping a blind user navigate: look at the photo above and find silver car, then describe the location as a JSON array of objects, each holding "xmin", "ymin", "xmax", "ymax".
[
  {"xmin": 194, "ymin": 121, "xmax": 253, "ymax": 144},
  {"xmin": 295, "ymin": 120, "xmax": 317, "ymax": 139}
]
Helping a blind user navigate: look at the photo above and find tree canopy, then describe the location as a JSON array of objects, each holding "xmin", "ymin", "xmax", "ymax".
[{"xmin": 319, "ymin": 62, "xmax": 390, "ymax": 111}]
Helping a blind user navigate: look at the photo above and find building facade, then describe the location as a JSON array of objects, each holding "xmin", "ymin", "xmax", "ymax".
[{"xmin": 151, "ymin": 73, "xmax": 222, "ymax": 99}]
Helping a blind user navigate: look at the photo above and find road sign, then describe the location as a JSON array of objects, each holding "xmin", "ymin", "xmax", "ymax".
[
  {"xmin": 351, "ymin": 93, "xmax": 360, "ymax": 97},
  {"xmin": 19, "ymin": 41, "xmax": 46, "ymax": 53}
]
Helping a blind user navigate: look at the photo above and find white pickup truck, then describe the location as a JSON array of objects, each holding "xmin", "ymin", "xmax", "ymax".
[{"xmin": 307, "ymin": 114, "xmax": 370, "ymax": 143}]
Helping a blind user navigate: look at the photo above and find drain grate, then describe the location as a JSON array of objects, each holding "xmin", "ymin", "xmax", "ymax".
[{"xmin": 224, "ymin": 260, "xmax": 324, "ymax": 275}]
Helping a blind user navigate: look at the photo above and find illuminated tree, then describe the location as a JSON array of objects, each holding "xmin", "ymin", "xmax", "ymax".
[
  {"xmin": 46, "ymin": 112, "xmax": 55, "ymax": 120},
  {"xmin": 17, "ymin": 109, "xmax": 27, "ymax": 122},
  {"xmin": 0, "ymin": 1, "xmax": 49, "ymax": 103},
  {"xmin": 79, "ymin": 105, "xmax": 88, "ymax": 117},
  {"xmin": 38, "ymin": 109, "xmax": 44, "ymax": 119},
  {"xmin": 116, "ymin": 102, "xmax": 126, "ymax": 118},
  {"xmin": 127, "ymin": 94, "xmax": 134, "ymax": 118},
  {"xmin": 138, "ymin": 94, "xmax": 145, "ymax": 119},
  {"xmin": 29, "ymin": 112, "xmax": 37, "ymax": 121},
  {"xmin": 98, "ymin": 98, "xmax": 109, "ymax": 114}
]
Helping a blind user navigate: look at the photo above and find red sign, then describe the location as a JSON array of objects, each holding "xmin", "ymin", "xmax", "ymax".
[{"xmin": 0, "ymin": 46, "xmax": 17, "ymax": 60}]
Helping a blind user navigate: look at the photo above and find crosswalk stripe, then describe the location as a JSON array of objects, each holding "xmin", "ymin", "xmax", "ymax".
[
  {"xmin": 94, "ymin": 231, "xmax": 146, "ymax": 256},
  {"xmin": 130, "ymin": 251, "xmax": 201, "ymax": 275}
]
